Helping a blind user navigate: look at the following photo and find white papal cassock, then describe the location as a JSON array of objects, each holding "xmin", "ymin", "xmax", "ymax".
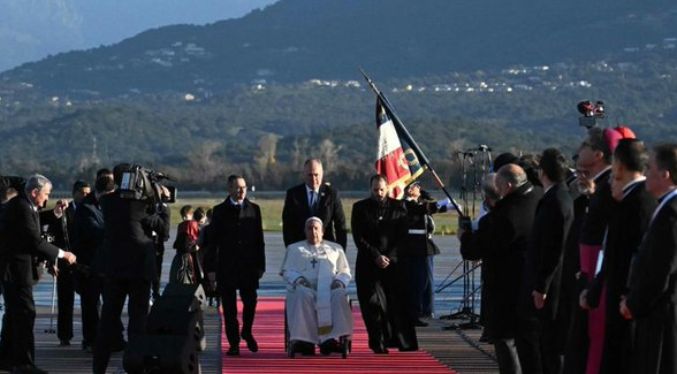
[{"xmin": 281, "ymin": 240, "xmax": 354, "ymax": 344}]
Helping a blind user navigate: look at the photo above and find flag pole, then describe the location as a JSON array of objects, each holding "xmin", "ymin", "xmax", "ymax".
[{"xmin": 360, "ymin": 68, "xmax": 466, "ymax": 217}]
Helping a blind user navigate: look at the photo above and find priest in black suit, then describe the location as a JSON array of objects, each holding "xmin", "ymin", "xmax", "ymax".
[
  {"xmin": 621, "ymin": 143, "xmax": 677, "ymax": 374},
  {"xmin": 518, "ymin": 148, "xmax": 573, "ymax": 374},
  {"xmin": 580, "ymin": 139, "xmax": 656, "ymax": 374},
  {"xmin": 0, "ymin": 174, "xmax": 77, "ymax": 374},
  {"xmin": 460, "ymin": 164, "xmax": 541, "ymax": 374},
  {"xmin": 282, "ymin": 159, "xmax": 347, "ymax": 249},
  {"xmin": 205, "ymin": 175, "xmax": 265, "ymax": 356},
  {"xmin": 351, "ymin": 174, "xmax": 416, "ymax": 354}
]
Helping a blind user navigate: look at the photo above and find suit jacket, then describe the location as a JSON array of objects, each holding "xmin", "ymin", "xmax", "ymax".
[
  {"xmin": 98, "ymin": 191, "xmax": 169, "ymax": 280},
  {"xmin": 626, "ymin": 192, "xmax": 677, "ymax": 374},
  {"xmin": 0, "ymin": 195, "xmax": 60, "ymax": 285},
  {"xmin": 72, "ymin": 193, "xmax": 105, "ymax": 269},
  {"xmin": 580, "ymin": 168, "xmax": 614, "ymax": 246},
  {"xmin": 460, "ymin": 182, "xmax": 541, "ymax": 339},
  {"xmin": 282, "ymin": 183, "xmax": 347, "ymax": 249},
  {"xmin": 589, "ymin": 181, "xmax": 656, "ymax": 310},
  {"xmin": 523, "ymin": 182, "xmax": 574, "ymax": 320},
  {"xmin": 351, "ymin": 197, "xmax": 408, "ymax": 267},
  {"xmin": 205, "ymin": 198, "xmax": 265, "ymax": 290}
]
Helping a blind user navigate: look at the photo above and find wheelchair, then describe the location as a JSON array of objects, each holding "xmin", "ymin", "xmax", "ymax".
[{"xmin": 283, "ymin": 291, "xmax": 352, "ymax": 359}]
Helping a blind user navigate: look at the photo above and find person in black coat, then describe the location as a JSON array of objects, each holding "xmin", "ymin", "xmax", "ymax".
[
  {"xmin": 205, "ymin": 175, "xmax": 265, "ymax": 356},
  {"xmin": 518, "ymin": 149, "xmax": 574, "ymax": 374},
  {"xmin": 0, "ymin": 174, "xmax": 77, "ymax": 374},
  {"xmin": 40, "ymin": 180, "xmax": 91, "ymax": 346},
  {"xmin": 282, "ymin": 159, "xmax": 347, "ymax": 249},
  {"xmin": 352, "ymin": 175, "xmax": 417, "ymax": 354},
  {"xmin": 93, "ymin": 165, "xmax": 170, "ymax": 374},
  {"xmin": 579, "ymin": 139, "xmax": 656, "ymax": 374},
  {"xmin": 621, "ymin": 143, "xmax": 677, "ymax": 374},
  {"xmin": 72, "ymin": 175, "xmax": 118, "ymax": 352},
  {"xmin": 460, "ymin": 164, "xmax": 541, "ymax": 374}
]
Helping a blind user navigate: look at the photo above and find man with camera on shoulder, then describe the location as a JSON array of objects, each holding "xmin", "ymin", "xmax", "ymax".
[
  {"xmin": 0, "ymin": 174, "xmax": 77, "ymax": 374},
  {"xmin": 92, "ymin": 164, "xmax": 171, "ymax": 374}
]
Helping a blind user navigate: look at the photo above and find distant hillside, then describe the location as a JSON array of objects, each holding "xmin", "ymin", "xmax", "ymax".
[{"xmin": 1, "ymin": 0, "xmax": 676, "ymax": 96}]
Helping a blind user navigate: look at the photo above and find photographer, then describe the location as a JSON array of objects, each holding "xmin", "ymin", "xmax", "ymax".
[
  {"xmin": 0, "ymin": 174, "xmax": 76, "ymax": 374},
  {"xmin": 92, "ymin": 164, "xmax": 171, "ymax": 374}
]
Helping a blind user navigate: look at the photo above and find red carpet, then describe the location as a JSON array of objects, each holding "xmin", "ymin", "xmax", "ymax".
[{"xmin": 220, "ymin": 297, "xmax": 456, "ymax": 373}]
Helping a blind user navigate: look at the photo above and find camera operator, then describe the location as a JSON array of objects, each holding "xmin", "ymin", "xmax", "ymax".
[
  {"xmin": 93, "ymin": 164, "xmax": 170, "ymax": 374},
  {"xmin": 0, "ymin": 174, "xmax": 76, "ymax": 374}
]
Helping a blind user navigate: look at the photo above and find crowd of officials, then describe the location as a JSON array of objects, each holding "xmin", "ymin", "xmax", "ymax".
[
  {"xmin": 0, "ymin": 131, "xmax": 675, "ymax": 374},
  {"xmin": 460, "ymin": 128, "xmax": 677, "ymax": 374}
]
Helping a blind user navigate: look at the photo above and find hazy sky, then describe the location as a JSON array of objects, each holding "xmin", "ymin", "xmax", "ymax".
[{"xmin": 0, "ymin": 0, "xmax": 280, "ymax": 71}]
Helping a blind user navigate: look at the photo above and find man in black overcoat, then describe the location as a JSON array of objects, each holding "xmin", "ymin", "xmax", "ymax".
[
  {"xmin": 282, "ymin": 159, "xmax": 347, "ymax": 249},
  {"xmin": 580, "ymin": 139, "xmax": 656, "ymax": 374},
  {"xmin": 459, "ymin": 164, "xmax": 540, "ymax": 374},
  {"xmin": 72, "ymin": 175, "xmax": 118, "ymax": 352},
  {"xmin": 352, "ymin": 174, "xmax": 417, "ymax": 354},
  {"xmin": 40, "ymin": 180, "xmax": 90, "ymax": 346},
  {"xmin": 206, "ymin": 175, "xmax": 265, "ymax": 356},
  {"xmin": 0, "ymin": 174, "xmax": 77, "ymax": 374},
  {"xmin": 621, "ymin": 143, "xmax": 677, "ymax": 374},
  {"xmin": 518, "ymin": 149, "xmax": 573, "ymax": 374},
  {"xmin": 93, "ymin": 165, "xmax": 170, "ymax": 374}
]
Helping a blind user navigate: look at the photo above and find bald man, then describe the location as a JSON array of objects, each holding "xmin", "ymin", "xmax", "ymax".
[{"xmin": 459, "ymin": 164, "xmax": 541, "ymax": 373}]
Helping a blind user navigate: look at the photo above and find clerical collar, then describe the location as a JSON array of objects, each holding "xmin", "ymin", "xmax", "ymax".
[
  {"xmin": 621, "ymin": 176, "xmax": 646, "ymax": 199},
  {"xmin": 593, "ymin": 166, "xmax": 612, "ymax": 183}
]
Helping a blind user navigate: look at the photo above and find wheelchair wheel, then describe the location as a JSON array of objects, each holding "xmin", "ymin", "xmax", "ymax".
[
  {"xmin": 340, "ymin": 336, "xmax": 350, "ymax": 359},
  {"xmin": 287, "ymin": 341, "xmax": 296, "ymax": 358}
]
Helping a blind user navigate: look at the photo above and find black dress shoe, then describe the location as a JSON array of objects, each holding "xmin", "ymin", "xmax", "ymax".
[
  {"xmin": 292, "ymin": 341, "xmax": 315, "ymax": 355},
  {"xmin": 11, "ymin": 364, "xmax": 49, "ymax": 374},
  {"xmin": 59, "ymin": 339, "xmax": 70, "ymax": 346},
  {"xmin": 226, "ymin": 346, "xmax": 240, "ymax": 356},
  {"xmin": 414, "ymin": 319, "xmax": 429, "ymax": 327},
  {"xmin": 241, "ymin": 334, "xmax": 258, "ymax": 353},
  {"xmin": 320, "ymin": 339, "xmax": 342, "ymax": 355},
  {"xmin": 371, "ymin": 346, "xmax": 389, "ymax": 354}
]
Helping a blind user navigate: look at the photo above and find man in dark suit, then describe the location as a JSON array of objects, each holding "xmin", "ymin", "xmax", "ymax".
[
  {"xmin": 352, "ymin": 175, "xmax": 417, "ymax": 354},
  {"xmin": 459, "ymin": 164, "xmax": 541, "ymax": 374},
  {"xmin": 41, "ymin": 180, "xmax": 90, "ymax": 346},
  {"xmin": 0, "ymin": 174, "xmax": 77, "ymax": 374},
  {"xmin": 518, "ymin": 148, "xmax": 574, "ymax": 374},
  {"xmin": 93, "ymin": 165, "xmax": 170, "ymax": 374},
  {"xmin": 580, "ymin": 139, "xmax": 656, "ymax": 374},
  {"xmin": 621, "ymin": 143, "xmax": 677, "ymax": 374},
  {"xmin": 206, "ymin": 175, "xmax": 265, "ymax": 356},
  {"xmin": 282, "ymin": 159, "xmax": 347, "ymax": 249},
  {"xmin": 72, "ymin": 175, "xmax": 116, "ymax": 352}
]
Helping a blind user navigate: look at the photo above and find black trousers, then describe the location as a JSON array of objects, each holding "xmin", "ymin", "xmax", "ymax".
[
  {"xmin": 1, "ymin": 280, "xmax": 37, "ymax": 367},
  {"xmin": 494, "ymin": 338, "xmax": 522, "ymax": 374},
  {"xmin": 74, "ymin": 272, "xmax": 102, "ymax": 346},
  {"xmin": 356, "ymin": 260, "xmax": 418, "ymax": 352},
  {"xmin": 93, "ymin": 277, "xmax": 150, "ymax": 374},
  {"xmin": 151, "ymin": 242, "xmax": 165, "ymax": 299},
  {"xmin": 56, "ymin": 259, "xmax": 74, "ymax": 342},
  {"xmin": 515, "ymin": 316, "xmax": 562, "ymax": 374},
  {"xmin": 220, "ymin": 287, "xmax": 258, "ymax": 347}
]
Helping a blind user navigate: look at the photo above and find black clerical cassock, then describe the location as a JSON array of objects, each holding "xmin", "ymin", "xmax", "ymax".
[{"xmin": 351, "ymin": 197, "xmax": 417, "ymax": 353}]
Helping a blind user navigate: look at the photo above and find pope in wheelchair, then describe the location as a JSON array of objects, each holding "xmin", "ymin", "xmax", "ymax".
[{"xmin": 281, "ymin": 217, "xmax": 354, "ymax": 356}]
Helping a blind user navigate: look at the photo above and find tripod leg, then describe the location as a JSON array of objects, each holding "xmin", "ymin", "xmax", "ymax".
[{"xmin": 45, "ymin": 275, "xmax": 57, "ymax": 334}]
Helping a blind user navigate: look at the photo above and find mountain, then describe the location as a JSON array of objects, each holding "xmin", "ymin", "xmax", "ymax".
[
  {"xmin": 2, "ymin": 0, "xmax": 676, "ymax": 96},
  {"xmin": 0, "ymin": 0, "xmax": 278, "ymax": 72}
]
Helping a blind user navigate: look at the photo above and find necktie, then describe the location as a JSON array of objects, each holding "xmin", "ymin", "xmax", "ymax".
[{"xmin": 309, "ymin": 191, "xmax": 317, "ymax": 214}]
